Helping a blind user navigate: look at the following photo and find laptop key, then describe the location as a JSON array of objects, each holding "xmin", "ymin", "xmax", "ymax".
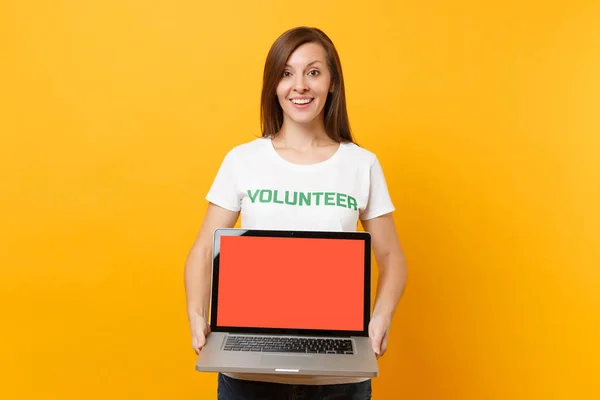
[
  {"xmin": 261, "ymin": 347, "xmax": 284, "ymax": 352},
  {"xmin": 262, "ymin": 347, "xmax": 306, "ymax": 353}
]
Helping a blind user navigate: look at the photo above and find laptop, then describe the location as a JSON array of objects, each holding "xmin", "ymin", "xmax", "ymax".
[{"xmin": 194, "ymin": 228, "xmax": 379, "ymax": 377}]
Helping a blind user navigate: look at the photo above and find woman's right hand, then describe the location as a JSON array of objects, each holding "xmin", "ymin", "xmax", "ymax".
[{"xmin": 190, "ymin": 311, "xmax": 211, "ymax": 354}]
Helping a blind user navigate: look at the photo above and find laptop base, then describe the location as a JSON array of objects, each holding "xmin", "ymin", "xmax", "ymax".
[{"xmin": 195, "ymin": 332, "xmax": 378, "ymax": 377}]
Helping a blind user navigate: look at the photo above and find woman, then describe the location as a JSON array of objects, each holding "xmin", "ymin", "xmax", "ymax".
[{"xmin": 184, "ymin": 26, "xmax": 407, "ymax": 400}]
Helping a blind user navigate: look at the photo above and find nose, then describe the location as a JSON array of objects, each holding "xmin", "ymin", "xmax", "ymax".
[{"xmin": 294, "ymin": 74, "xmax": 308, "ymax": 92}]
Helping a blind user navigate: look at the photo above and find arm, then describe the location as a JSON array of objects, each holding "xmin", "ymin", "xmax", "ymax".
[
  {"xmin": 361, "ymin": 212, "xmax": 407, "ymax": 357},
  {"xmin": 184, "ymin": 203, "xmax": 239, "ymax": 353}
]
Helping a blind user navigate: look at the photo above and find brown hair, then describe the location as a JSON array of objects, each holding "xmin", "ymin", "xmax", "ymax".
[{"xmin": 260, "ymin": 26, "xmax": 356, "ymax": 144}]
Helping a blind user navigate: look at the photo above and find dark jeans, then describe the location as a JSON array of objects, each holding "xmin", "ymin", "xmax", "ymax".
[{"xmin": 217, "ymin": 373, "xmax": 372, "ymax": 400}]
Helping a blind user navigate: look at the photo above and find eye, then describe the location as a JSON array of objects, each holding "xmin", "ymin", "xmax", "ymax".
[
  {"xmin": 282, "ymin": 71, "xmax": 291, "ymax": 77},
  {"xmin": 308, "ymin": 69, "xmax": 320, "ymax": 76}
]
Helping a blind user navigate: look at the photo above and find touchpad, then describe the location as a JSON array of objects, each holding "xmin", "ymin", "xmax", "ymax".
[{"xmin": 260, "ymin": 355, "xmax": 315, "ymax": 369}]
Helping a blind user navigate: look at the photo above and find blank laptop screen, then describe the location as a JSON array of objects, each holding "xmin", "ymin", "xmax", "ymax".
[{"xmin": 216, "ymin": 235, "xmax": 365, "ymax": 331}]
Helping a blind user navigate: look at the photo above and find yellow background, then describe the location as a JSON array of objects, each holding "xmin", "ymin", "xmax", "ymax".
[{"xmin": 1, "ymin": 0, "xmax": 599, "ymax": 399}]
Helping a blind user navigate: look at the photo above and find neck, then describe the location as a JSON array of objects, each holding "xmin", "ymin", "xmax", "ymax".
[{"xmin": 276, "ymin": 117, "xmax": 331, "ymax": 150}]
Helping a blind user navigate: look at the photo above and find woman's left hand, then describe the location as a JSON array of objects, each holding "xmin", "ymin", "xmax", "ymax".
[{"xmin": 368, "ymin": 314, "xmax": 391, "ymax": 359}]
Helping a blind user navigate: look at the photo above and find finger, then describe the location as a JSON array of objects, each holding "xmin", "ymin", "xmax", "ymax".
[
  {"xmin": 382, "ymin": 329, "xmax": 389, "ymax": 354},
  {"xmin": 193, "ymin": 330, "xmax": 206, "ymax": 352},
  {"xmin": 192, "ymin": 337, "xmax": 200, "ymax": 355},
  {"xmin": 370, "ymin": 331, "xmax": 383, "ymax": 356},
  {"xmin": 198, "ymin": 332, "xmax": 207, "ymax": 350},
  {"xmin": 377, "ymin": 329, "xmax": 389, "ymax": 358}
]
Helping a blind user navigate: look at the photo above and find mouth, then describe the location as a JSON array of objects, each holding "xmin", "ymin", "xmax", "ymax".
[{"xmin": 290, "ymin": 98, "xmax": 314, "ymax": 108}]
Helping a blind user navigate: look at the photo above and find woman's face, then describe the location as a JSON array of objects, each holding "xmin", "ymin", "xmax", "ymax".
[{"xmin": 276, "ymin": 42, "xmax": 333, "ymax": 127}]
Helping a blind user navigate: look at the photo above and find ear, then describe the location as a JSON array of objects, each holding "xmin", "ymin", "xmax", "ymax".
[{"xmin": 329, "ymin": 83, "xmax": 335, "ymax": 93}]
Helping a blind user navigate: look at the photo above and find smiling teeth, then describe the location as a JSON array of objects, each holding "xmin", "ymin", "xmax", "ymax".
[{"xmin": 292, "ymin": 99, "xmax": 312, "ymax": 104}]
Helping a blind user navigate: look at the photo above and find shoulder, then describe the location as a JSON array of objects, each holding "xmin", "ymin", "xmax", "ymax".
[
  {"xmin": 221, "ymin": 136, "xmax": 269, "ymax": 161},
  {"xmin": 233, "ymin": 136, "xmax": 268, "ymax": 153},
  {"xmin": 340, "ymin": 141, "xmax": 379, "ymax": 166}
]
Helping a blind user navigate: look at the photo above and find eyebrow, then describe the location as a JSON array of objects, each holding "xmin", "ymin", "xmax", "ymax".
[{"xmin": 284, "ymin": 60, "xmax": 323, "ymax": 68}]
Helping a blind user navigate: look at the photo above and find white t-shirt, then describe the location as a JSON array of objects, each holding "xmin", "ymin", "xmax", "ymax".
[{"xmin": 205, "ymin": 136, "xmax": 395, "ymax": 385}]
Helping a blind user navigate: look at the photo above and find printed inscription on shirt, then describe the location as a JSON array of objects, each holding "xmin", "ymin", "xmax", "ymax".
[{"xmin": 247, "ymin": 189, "xmax": 357, "ymax": 210}]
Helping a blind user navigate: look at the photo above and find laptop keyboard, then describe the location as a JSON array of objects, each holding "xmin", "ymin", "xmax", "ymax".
[{"xmin": 223, "ymin": 336, "xmax": 354, "ymax": 354}]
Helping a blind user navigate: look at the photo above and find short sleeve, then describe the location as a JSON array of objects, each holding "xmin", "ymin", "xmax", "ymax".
[
  {"xmin": 205, "ymin": 149, "xmax": 241, "ymax": 212},
  {"xmin": 359, "ymin": 157, "xmax": 395, "ymax": 220}
]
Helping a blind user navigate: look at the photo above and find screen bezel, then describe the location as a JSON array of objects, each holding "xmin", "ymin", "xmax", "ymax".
[{"xmin": 209, "ymin": 228, "xmax": 371, "ymax": 337}]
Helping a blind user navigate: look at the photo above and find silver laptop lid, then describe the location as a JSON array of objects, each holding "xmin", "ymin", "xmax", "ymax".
[{"xmin": 209, "ymin": 228, "xmax": 372, "ymax": 338}]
